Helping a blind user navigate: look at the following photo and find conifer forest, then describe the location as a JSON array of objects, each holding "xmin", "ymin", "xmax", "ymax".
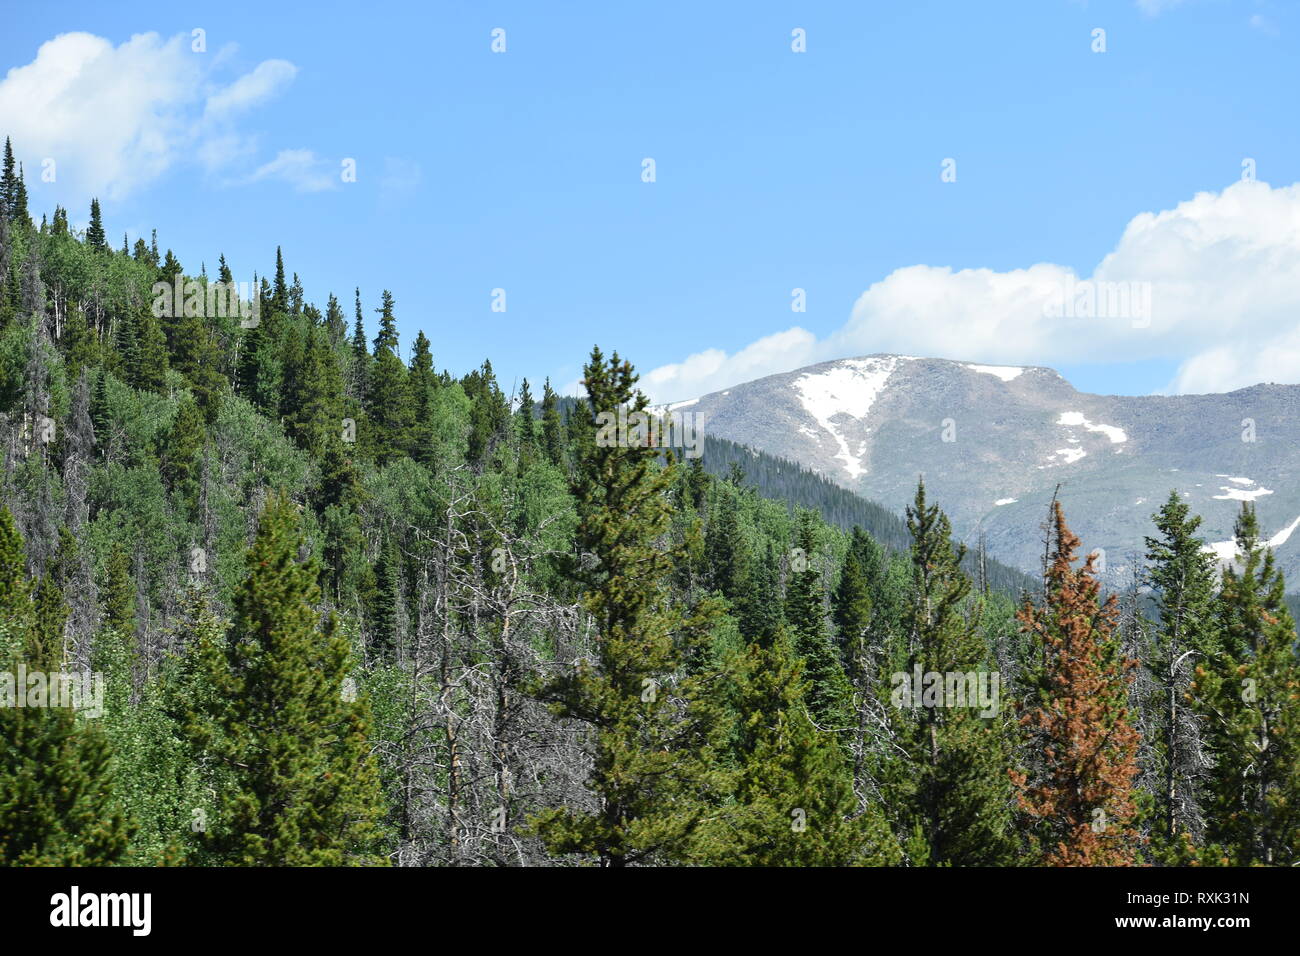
[{"xmin": 1, "ymin": 136, "xmax": 1297, "ymax": 872}]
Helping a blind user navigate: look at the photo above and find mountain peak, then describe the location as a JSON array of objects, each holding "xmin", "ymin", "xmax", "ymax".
[{"xmin": 674, "ymin": 354, "xmax": 1300, "ymax": 591}]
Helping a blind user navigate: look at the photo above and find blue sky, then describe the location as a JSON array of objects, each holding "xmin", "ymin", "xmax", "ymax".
[{"xmin": 1, "ymin": 0, "xmax": 1298, "ymax": 402}]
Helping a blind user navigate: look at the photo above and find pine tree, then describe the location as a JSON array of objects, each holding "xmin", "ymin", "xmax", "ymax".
[
  {"xmin": 540, "ymin": 377, "xmax": 565, "ymax": 468},
  {"xmin": 784, "ymin": 510, "xmax": 853, "ymax": 730},
  {"xmin": 161, "ymin": 396, "xmax": 205, "ymax": 517},
  {"xmin": 350, "ymin": 287, "xmax": 371, "ymax": 401},
  {"xmin": 465, "ymin": 359, "xmax": 509, "ymax": 467},
  {"xmin": 129, "ymin": 307, "xmax": 169, "ymax": 394},
  {"xmin": 368, "ymin": 290, "xmax": 413, "ymax": 464},
  {"xmin": 286, "ymin": 327, "xmax": 344, "ymax": 459},
  {"xmin": 0, "ymin": 138, "xmax": 16, "ymax": 218},
  {"xmin": 12, "ymin": 163, "xmax": 27, "ymax": 224},
  {"xmin": 406, "ymin": 330, "xmax": 436, "ymax": 466},
  {"xmin": 530, "ymin": 347, "xmax": 722, "ymax": 866},
  {"xmin": 86, "ymin": 198, "xmax": 106, "ymax": 251},
  {"xmin": 833, "ymin": 527, "xmax": 874, "ymax": 665},
  {"xmin": 369, "ymin": 536, "xmax": 400, "ymax": 661},
  {"xmin": 516, "ymin": 377, "xmax": 538, "ymax": 464},
  {"xmin": 182, "ymin": 494, "xmax": 388, "ymax": 865},
  {"xmin": 877, "ymin": 481, "xmax": 1016, "ymax": 865},
  {"xmin": 325, "ymin": 292, "xmax": 346, "ymax": 342},
  {"xmin": 1191, "ymin": 503, "xmax": 1300, "ymax": 865},
  {"xmin": 169, "ymin": 306, "xmax": 225, "ymax": 422},
  {"xmin": 692, "ymin": 627, "xmax": 899, "ymax": 865},
  {"xmin": 1013, "ymin": 500, "xmax": 1142, "ymax": 865},
  {"xmin": 271, "ymin": 246, "xmax": 288, "ymax": 315},
  {"xmin": 0, "ymin": 507, "xmax": 134, "ymax": 865},
  {"xmin": 1143, "ymin": 490, "xmax": 1218, "ymax": 849}
]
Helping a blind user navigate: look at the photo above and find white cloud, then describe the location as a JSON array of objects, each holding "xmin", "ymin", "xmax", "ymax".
[
  {"xmin": 643, "ymin": 180, "xmax": 1300, "ymax": 403},
  {"xmin": 0, "ymin": 31, "xmax": 299, "ymax": 200},
  {"xmin": 241, "ymin": 149, "xmax": 338, "ymax": 193},
  {"xmin": 640, "ymin": 327, "xmax": 819, "ymax": 402},
  {"xmin": 204, "ymin": 59, "xmax": 297, "ymax": 117}
]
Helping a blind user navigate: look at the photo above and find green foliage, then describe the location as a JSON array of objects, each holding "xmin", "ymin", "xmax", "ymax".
[
  {"xmin": 181, "ymin": 495, "xmax": 389, "ymax": 865},
  {"xmin": 1191, "ymin": 504, "xmax": 1300, "ymax": 865}
]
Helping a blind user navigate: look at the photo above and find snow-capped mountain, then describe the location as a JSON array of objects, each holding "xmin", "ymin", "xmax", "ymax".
[{"xmin": 669, "ymin": 355, "xmax": 1300, "ymax": 589}]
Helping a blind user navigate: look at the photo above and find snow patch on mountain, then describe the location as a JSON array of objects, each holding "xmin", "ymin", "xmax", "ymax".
[
  {"xmin": 965, "ymin": 364, "xmax": 1024, "ymax": 382},
  {"xmin": 1057, "ymin": 411, "xmax": 1127, "ymax": 444},
  {"xmin": 1051, "ymin": 447, "xmax": 1087, "ymax": 465},
  {"xmin": 1204, "ymin": 515, "xmax": 1300, "ymax": 565},
  {"xmin": 1212, "ymin": 483, "xmax": 1273, "ymax": 501},
  {"xmin": 793, "ymin": 357, "xmax": 901, "ymax": 479}
]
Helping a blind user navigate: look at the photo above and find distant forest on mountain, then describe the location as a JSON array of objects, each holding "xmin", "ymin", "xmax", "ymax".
[{"xmin": 2, "ymin": 135, "xmax": 1298, "ymax": 867}]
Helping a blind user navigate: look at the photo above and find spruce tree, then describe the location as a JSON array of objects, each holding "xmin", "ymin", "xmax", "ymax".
[
  {"xmin": 86, "ymin": 198, "xmax": 106, "ymax": 251},
  {"xmin": 1191, "ymin": 503, "xmax": 1300, "ymax": 865},
  {"xmin": 368, "ymin": 290, "xmax": 413, "ymax": 464},
  {"xmin": 271, "ymin": 246, "xmax": 288, "ymax": 315},
  {"xmin": 0, "ymin": 508, "xmax": 134, "ymax": 865},
  {"xmin": 12, "ymin": 163, "xmax": 27, "ymax": 224},
  {"xmin": 407, "ymin": 330, "xmax": 436, "ymax": 466},
  {"xmin": 784, "ymin": 510, "xmax": 853, "ymax": 730},
  {"xmin": 530, "ymin": 347, "xmax": 722, "ymax": 866},
  {"xmin": 350, "ymin": 287, "xmax": 371, "ymax": 401},
  {"xmin": 693, "ymin": 627, "xmax": 899, "ymax": 865},
  {"xmin": 129, "ymin": 306, "xmax": 169, "ymax": 394},
  {"xmin": 878, "ymin": 481, "xmax": 1016, "ymax": 865},
  {"xmin": 1013, "ymin": 500, "xmax": 1142, "ymax": 865},
  {"xmin": 183, "ymin": 494, "xmax": 388, "ymax": 865},
  {"xmin": 161, "ymin": 396, "xmax": 205, "ymax": 518},
  {"xmin": 1143, "ymin": 491, "xmax": 1218, "ymax": 849},
  {"xmin": 540, "ymin": 377, "xmax": 565, "ymax": 467},
  {"xmin": 0, "ymin": 138, "xmax": 16, "ymax": 218}
]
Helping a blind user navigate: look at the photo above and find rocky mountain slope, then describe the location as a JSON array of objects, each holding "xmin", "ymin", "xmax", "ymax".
[{"xmin": 667, "ymin": 355, "xmax": 1300, "ymax": 589}]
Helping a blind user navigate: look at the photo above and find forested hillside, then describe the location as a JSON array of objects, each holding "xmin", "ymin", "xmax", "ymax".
[{"xmin": 2, "ymin": 135, "xmax": 1298, "ymax": 867}]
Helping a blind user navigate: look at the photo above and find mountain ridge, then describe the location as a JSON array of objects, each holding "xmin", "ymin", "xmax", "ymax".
[{"xmin": 666, "ymin": 353, "xmax": 1300, "ymax": 590}]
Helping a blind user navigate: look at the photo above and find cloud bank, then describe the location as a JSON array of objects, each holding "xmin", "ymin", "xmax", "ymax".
[
  {"xmin": 643, "ymin": 180, "xmax": 1300, "ymax": 403},
  {"xmin": 0, "ymin": 31, "xmax": 302, "ymax": 199}
]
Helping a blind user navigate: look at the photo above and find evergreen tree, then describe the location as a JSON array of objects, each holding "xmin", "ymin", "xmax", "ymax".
[
  {"xmin": 12, "ymin": 163, "xmax": 27, "ymax": 224},
  {"xmin": 1013, "ymin": 500, "xmax": 1142, "ymax": 865},
  {"xmin": 161, "ymin": 396, "xmax": 205, "ymax": 517},
  {"xmin": 540, "ymin": 377, "xmax": 565, "ymax": 468},
  {"xmin": 1143, "ymin": 491, "xmax": 1218, "ymax": 849},
  {"xmin": 784, "ymin": 510, "xmax": 853, "ymax": 730},
  {"xmin": 530, "ymin": 347, "xmax": 722, "ymax": 866},
  {"xmin": 0, "ymin": 138, "xmax": 13, "ymax": 217},
  {"xmin": 878, "ymin": 481, "xmax": 1017, "ymax": 865},
  {"xmin": 170, "ymin": 307, "xmax": 225, "ymax": 422},
  {"xmin": 1191, "ymin": 503, "xmax": 1300, "ymax": 865},
  {"xmin": 693, "ymin": 627, "xmax": 899, "ymax": 865},
  {"xmin": 350, "ymin": 287, "xmax": 371, "ymax": 401},
  {"xmin": 368, "ymin": 290, "xmax": 414, "ymax": 464},
  {"xmin": 272, "ymin": 246, "xmax": 288, "ymax": 315},
  {"xmin": 182, "ymin": 494, "xmax": 388, "ymax": 865},
  {"xmin": 129, "ymin": 307, "xmax": 169, "ymax": 394},
  {"xmin": 0, "ymin": 507, "xmax": 134, "ymax": 865},
  {"xmin": 406, "ymin": 330, "xmax": 436, "ymax": 466},
  {"xmin": 86, "ymin": 198, "xmax": 106, "ymax": 251}
]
